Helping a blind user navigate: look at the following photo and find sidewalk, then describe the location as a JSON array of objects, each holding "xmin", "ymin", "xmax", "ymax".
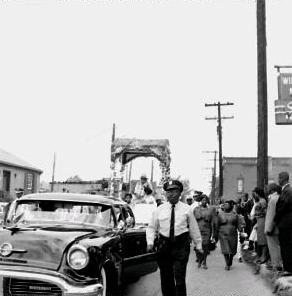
[
  {"xmin": 124, "ymin": 246, "xmax": 274, "ymax": 296},
  {"xmin": 242, "ymin": 247, "xmax": 292, "ymax": 296}
]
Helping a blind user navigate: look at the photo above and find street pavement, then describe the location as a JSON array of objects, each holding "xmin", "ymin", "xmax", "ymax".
[{"xmin": 123, "ymin": 246, "xmax": 274, "ymax": 296}]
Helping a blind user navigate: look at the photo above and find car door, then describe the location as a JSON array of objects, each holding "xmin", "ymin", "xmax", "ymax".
[{"xmin": 118, "ymin": 205, "xmax": 157, "ymax": 280}]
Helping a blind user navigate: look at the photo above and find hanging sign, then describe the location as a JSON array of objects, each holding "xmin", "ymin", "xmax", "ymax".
[
  {"xmin": 275, "ymin": 73, "xmax": 292, "ymax": 125},
  {"xmin": 275, "ymin": 99, "xmax": 292, "ymax": 125}
]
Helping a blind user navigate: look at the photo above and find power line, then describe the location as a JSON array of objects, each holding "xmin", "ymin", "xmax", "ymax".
[
  {"xmin": 202, "ymin": 150, "xmax": 217, "ymax": 205},
  {"xmin": 205, "ymin": 102, "xmax": 234, "ymax": 198}
]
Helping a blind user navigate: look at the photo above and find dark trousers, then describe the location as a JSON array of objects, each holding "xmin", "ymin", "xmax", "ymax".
[
  {"xmin": 156, "ymin": 232, "xmax": 190, "ymax": 296},
  {"xmin": 279, "ymin": 227, "xmax": 292, "ymax": 272},
  {"xmin": 224, "ymin": 254, "xmax": 234, "ymax": 267}
]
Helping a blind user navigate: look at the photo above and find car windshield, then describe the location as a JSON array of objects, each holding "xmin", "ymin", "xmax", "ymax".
[
  {"xmin": 132, "ymin": 204, "xmax": 156, "ymax": 225},
  {"xmin": 11, "ymin": 200, "xmax": 115, "ymax": 228}
]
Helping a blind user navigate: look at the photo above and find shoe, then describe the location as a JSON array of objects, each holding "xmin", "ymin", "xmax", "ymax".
[
  {"xmin": 225, "ymin": 266, "xmax": 230, "ymax": 271},
  {"xmin": 197, "ymin": 262, "xmax": 201, "ymax": 268},
  {"xmin": 238, "ymin": 257, "xmax": 243, "ymax": 263},
  {"xmin": 202, "ymin": 264, "xmax": 208, "ymax": 269}
]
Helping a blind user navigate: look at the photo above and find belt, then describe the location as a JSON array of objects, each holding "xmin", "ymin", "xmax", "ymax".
[{"xmin": 158, "ymin": 231, "xmax": 190, "ymax": 244}]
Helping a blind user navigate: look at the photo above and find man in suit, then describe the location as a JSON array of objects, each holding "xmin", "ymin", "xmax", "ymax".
[
  {"xmin": 146, "ymin": 180, "xmax": 202, "ymax": 296},
  {"xmin": 275, "ymin": 171, "xmax": 292, "ymax": 274}
]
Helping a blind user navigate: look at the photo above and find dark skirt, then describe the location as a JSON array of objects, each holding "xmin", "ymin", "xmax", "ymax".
[
  {"xmin": 218, "ymin": 228, "xmax": 238, "ymax": 255},
  {"xmin": 256, "ymin": 217, "xmax": 267, "ymax": 246}
]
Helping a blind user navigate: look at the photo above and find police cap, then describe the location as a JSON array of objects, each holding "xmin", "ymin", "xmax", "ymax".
[{"xmin": 163, "ymin": 180, "xmax": 183, "ymax": 192}]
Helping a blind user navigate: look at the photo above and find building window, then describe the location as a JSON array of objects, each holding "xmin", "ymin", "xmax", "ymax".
[
  {"xmin": 3, "ymin": 170, "xmax": 11, "ymax": 192},
  {"xmin": 26, "ymin": 173, "xmax": 34, "ymax": 191},
  {"xmin": 237, "ymin": 178, "xmax": 244, "ymax": 193}
]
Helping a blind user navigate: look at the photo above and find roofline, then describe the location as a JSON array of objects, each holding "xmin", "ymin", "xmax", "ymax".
[{"xmin": 0, "ymin": 161, "xmax": 43, "ymax": 174}]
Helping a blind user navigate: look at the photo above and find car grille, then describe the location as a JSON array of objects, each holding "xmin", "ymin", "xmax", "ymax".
[{"xmin": 3, "ymin": 277, "xmax": 63, "ymax": 296}]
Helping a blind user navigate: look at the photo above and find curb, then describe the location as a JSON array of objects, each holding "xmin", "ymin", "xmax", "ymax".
[{"xmin": 242, "ymin": 249, "xmax": 292, "ymax": 296}]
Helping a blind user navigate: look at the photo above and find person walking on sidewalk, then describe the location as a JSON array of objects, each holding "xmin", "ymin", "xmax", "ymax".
[
  {"xmin": 193, "ymin": 194, "xmax": 216, "ymax": 269},
  {"xmin": 275, "ymin": 171, "xmax": 292, "ymax": 275},
  {"xmin": 146, "ymin": 179, "xmax": 203, "ymax": 296},
  {"xmin": 214, "ymin": 200, "xmax": 245, "ymax": 271},
  {"xmin": 264, "ymin": 183, "xmax": 282, "ymax": 271},
  {"xmin": 252, "ymin": 187, "xmax": 269, "ymax": 264}
]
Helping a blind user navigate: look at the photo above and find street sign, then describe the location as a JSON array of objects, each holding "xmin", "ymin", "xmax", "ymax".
[
  {"xmin": 275, "ymin": 72, "xmax": 292, "ymax": 125},
  {"xmin": 275, "ymin": 99, "xmax": 292, "ymax": 125},
  {"xmin": 279, "ymin": 73, "xmax": 292, "ymax": 100}
]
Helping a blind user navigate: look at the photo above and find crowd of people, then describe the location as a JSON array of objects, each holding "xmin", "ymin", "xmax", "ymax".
[
  {"xmin": 121, "ymin": 173, "xmax": 164, "ymax": 207},
  {"xmin": 233, "ymin": 171, "xmax": 292, "ymax": 277},
  {"xmin": 120, "ymin": 171, "xmax": 292, "ymax": 296},
  {"xmin": 181, "ymin": 172, "xmax": 292, "ymax": 276},
  {"xmin": 139, "ymin": 171, "xmax": 292, "ymax": 296}
]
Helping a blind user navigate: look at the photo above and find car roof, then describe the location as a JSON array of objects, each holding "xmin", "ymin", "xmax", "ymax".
[{"xmin": 18, "ymin": 192, "xmax": 126, "ymax": 206}]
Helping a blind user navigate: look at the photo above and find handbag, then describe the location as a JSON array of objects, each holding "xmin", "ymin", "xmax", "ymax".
[{"xmin": 209, "ymin": 238, "xmax": 217, "ymax": 251}]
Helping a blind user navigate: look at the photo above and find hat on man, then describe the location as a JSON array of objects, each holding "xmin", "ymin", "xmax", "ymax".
[
  {"xmin": 186, "ymin": 195, "xmax": 193, "ymax": 200},
  {"xmin": 140, "ymin": 173, "xmax": 148, "ymax": 179},
  {"xmin": 163, "ymin": 180, "xmax": 183, "ymax": 192}
]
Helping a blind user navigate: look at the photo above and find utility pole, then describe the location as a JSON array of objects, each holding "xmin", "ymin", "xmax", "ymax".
[
  {"xmin": 205, "ymin": 102, "xmax": 234, "ymax": 198},
  {"xmin": 51, "ymin": 152, "xmax": 56, "ymax": 192},
  {"xmin": 109, "ymin": 123, "xmax": 116, "ymax": 195},
  {"xmin": 128, "ymin": 161, "xmax": 133, "ymax": 192},
  {"xmin": 150, "ymin": 159, "xmax": 154, "ymax": 184},
  {"xmin": 111, "ymin": 123, "xmax": 116, "ymax": 143},
  {"xmin": 202, "ymin": 150, "xmax": 217, "ymax": 204},
  {"xmin": 257, "ymin": 0, "xmax": 268, "ymax": 189}
]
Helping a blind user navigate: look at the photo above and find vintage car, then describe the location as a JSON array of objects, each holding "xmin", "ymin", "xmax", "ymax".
[{"xmin": 0, "ymin": 193, "xmax": 158, "ymax": 296}]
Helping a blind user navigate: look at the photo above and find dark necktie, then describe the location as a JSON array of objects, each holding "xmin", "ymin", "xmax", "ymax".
[{"xmin": 169, "ymin": 204, "xmax": 175, "ymax": 242}]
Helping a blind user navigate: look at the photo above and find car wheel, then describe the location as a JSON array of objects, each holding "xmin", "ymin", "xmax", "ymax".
[{"xmin": 97, "ymin": 265, "xmax": 120, "ymax": 296}]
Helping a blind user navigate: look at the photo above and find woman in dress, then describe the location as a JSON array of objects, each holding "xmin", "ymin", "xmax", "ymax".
[
  {"xmin": 193, "ymin": 195, "xmax": 216, "ymax": 269},
  {"xmin": 214, "ymin": 200, "xmax": 244, "ymax": 270}
]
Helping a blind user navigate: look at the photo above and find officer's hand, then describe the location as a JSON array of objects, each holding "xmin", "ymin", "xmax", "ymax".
[{"xmin": 147, "ymin": 244, "xmax": 154, "ymax": 252}]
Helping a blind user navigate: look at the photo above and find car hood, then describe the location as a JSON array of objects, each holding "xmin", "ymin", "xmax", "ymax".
[{"xmin": 0, "ymin": 225, "xmax": 97, "ymax": 271}]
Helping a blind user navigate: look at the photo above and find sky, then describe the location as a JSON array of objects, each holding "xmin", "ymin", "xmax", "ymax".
[{"xmin": 1, "ymin": 0, "xmax": 292, "ymax": 194}]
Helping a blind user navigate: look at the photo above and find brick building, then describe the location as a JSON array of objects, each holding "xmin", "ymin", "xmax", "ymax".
[{"xmin": 223, "ymin": 157, "xmax": 292, "ymax": 201}]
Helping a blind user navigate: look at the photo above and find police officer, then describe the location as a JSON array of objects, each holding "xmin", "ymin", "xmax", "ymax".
[{"xmin": 146, "ymin": 179, "xmax": 203, "ymax": 296}]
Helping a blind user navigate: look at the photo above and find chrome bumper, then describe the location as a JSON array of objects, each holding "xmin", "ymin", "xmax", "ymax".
[{"xmin": 0, "ymin": 268, "xmax": 103, "ymax": 296}]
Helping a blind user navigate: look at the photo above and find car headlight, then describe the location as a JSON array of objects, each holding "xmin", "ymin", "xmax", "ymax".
[{"xmin": 67, "ymin": 245, "xmax": 89, "ymax": 270}]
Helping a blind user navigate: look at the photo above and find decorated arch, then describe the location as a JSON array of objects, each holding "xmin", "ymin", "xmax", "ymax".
[{"xmin": 109, "ymin": 138, "xmax": 171, "ymax": 195}]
